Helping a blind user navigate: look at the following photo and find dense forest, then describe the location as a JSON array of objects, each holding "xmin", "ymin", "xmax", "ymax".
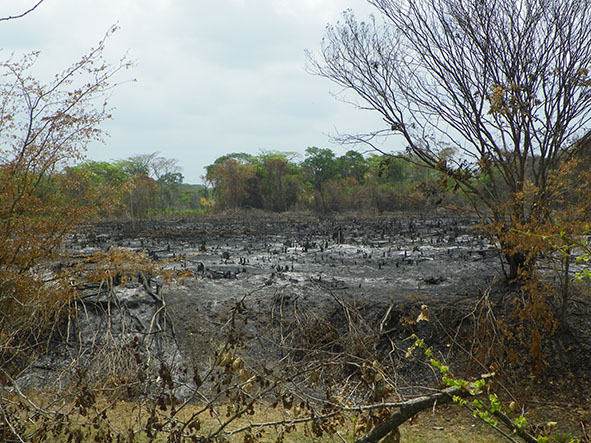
[
  {"xmin": 66, "ymin": 145, "xmax": 591, "ymax": 219},
  {"xmin": 62, "ymin": 148, "xmax": 468, "ymax": 218},
  {"xmin": 204, "ymin": 148, "xmax": 459, "ymax": 213},
  {"xmin": 207, "ymin": 147, "xmax": 472, "ymax": 213}
]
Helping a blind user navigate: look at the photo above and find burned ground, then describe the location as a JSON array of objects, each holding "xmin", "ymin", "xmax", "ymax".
[
  {"xmin": 68, "ymin": 212, "xmax": 496, "ymax": 388},
  {"xmin": 23, "ymin": 211, "xmax": 591, "ymax": 426}
]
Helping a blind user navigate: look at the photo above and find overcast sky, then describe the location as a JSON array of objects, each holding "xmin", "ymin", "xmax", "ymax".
[{"xmin": 0, "ymin": 0, "xmax": 390, "ymax": 184}]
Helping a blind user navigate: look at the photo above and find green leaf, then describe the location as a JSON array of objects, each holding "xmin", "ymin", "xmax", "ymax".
[
  {"xmin": 514, "ymin": 415, "xmax": 527, "ymax": 429},
  {"xmin": 489, "ymin": 394, "xmax": 501, "ymax": 412},
  {"xmin": 473, "ymin": 379, "xmax": 486, "ymax": 390},
  {"xmin": 452, "ymin": 395, "xmax": 467, "ymax": 406}
]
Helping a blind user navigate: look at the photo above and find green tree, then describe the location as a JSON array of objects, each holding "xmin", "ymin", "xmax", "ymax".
[
  {"xmin": 65, "ymin": 161, "xmax": 131, "ymax": 215},
  {"xmin": 109, "ymin": 153, "xmax": 189, "ymax": 215},
  {"xmin": 75, "ymin": 160, "xmax": 129, "ymax": 185},
  {"xmin": 301, "ymin": 147, "xmax": 338, "ymax": 212},
  {"xmin": 335, "ymin": 150, "xmax": 369, "ymax": 184},
  {"xmin": 367, "ymin": 155, "xmax": 409, "ymax": 184},
  {"xmin": 258, "ymin": 152, "xmax": 302, "ymax": 212}
]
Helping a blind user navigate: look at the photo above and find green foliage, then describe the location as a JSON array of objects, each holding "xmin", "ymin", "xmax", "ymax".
[
  {"xmin": 204, "ymin": 148, "xmax": 466, "ymax": 213},
  {"xmin": 514, "ymin": 415, "xmax": 527, "ymax": 429},
  {"xmin": 72, "ymin": 161, "xmax": 129, "ymax": 186},
  {"xmin": 335, "ymin": 150, "xmax": 369, "ymax": 183},
  {"xmin": 301, "ymin": 147, "xmax": 338, "ymax": 190},
  {"xmin": 405, "ymin": 334, "xmax": 567, "ymax": 443},
  {"xmin": 68, "ymin": 155, "xmax": 207, "ymax": 218}
]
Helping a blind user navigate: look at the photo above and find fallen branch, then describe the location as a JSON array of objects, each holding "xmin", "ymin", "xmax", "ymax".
[
  {"xmin": 492, "ymin": 410, "xmax": 538, "ymax": 443},
  {"xmin": 355, "ymin": 386, "xmax": 465, "ymax": 443},
  {"xmin": 355, "ymin": 385, "xmax": 540, "ymax": 443}
]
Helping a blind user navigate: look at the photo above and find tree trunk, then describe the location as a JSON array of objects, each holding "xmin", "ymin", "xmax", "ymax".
[{"xmin": 505, "ymin": 250, "xmax": 527, "ymax": 281}]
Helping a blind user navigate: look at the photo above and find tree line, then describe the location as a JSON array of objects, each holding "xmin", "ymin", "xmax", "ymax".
[
  {"xmin": 205, "ymin": 147, "xmax": 467, "ymax": 213},
  {"xmin": 65, "ymin": 153, "xmax": 208, "ymax": 218}
]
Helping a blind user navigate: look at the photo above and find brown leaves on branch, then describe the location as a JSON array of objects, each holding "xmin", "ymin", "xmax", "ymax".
[{"xmin": 0, "ymin": 27, "xmax": 132, "ymax": 372}]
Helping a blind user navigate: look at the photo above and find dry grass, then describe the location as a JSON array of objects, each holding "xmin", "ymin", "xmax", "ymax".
[{"xmin": 5, "ymin": 392, "xmax": 510, "ymax": 442}]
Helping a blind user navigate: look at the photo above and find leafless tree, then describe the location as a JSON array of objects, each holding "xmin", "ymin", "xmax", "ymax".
[
  {"xmin": 307, "ymin": 0, "xmax": 591, "ymax": 278},
  {"xmin": 122, "ymin": 153, "xmax": 182, "ymax": 181}
]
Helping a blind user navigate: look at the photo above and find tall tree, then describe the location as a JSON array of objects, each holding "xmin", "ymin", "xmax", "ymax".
[
  {"xmin": 301, "ymin": 147, "xmax": 338, "ymax": 212},
  {"xmin": 335, "ymin": 150, "xmax": 369, "ymax": 184},
  {"xmin": 259, "ymin": 152, "xmax": 302, "ymax": 212},
  {"xmin": 308, "ymin": 0, "xmax": 591, "ymax": 278},
  {"xmin": 206, "ymin": 154, "xmax": 262, "ymax": 210}
]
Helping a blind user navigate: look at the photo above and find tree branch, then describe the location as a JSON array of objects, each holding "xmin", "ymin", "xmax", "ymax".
[
  {"xmin": 492, "ymin": 410, "xmax": 539, "ymax": 443},
  {"xmin": 0, "ymin": 1, "xmax": 45, "ymax": 22},
  {"xmin": 355, "ymin": 386, "xmax": 465, "ymax": 443}
]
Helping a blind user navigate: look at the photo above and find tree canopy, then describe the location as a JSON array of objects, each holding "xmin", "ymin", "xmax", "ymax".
[{"xmin": 204, "ymin": 148, "xmax": 458, "ymax": 213}]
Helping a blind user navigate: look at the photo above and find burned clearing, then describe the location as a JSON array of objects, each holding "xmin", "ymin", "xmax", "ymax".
[
  {"xmin": 54, "ymin": 211, "xmax": 500, "ymax": 392},
  {"xmin": 60, "ymin": 212, "xmax": 591, "ymax": 388},
  {"xmin": 10, "ymin": 211, "xmax": 591, "ymax": 441},
  {"xmin": 23, "ymin": 212, "xmax": 591, "ymax": 397},
  {"xmin": 83, "ymin": 211, "xmax": 498, "ymax": 307}
]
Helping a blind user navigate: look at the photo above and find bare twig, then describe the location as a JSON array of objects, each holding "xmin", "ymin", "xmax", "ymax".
[
  {"xmin": 224, "ymin": 410, "xmax": 342, "ymax": 436},
  {"xmin": 0, "ymin": 1, "xmax": 44, "ymax": 22}
]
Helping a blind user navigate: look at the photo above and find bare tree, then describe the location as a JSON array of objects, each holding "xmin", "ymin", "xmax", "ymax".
[
  {"xmin": 120, "ymin": 152, "xmax": 182, "ymax": 181},
  {"xmin": 307, "ymin": 0, "xmax": 591, "ymax": 278}
]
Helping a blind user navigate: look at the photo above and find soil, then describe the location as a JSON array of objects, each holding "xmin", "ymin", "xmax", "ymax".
[
  {"xmin": 85, "ymin": 210, "xmax": 499, "ymax": 315},
  {"xmin": 24, "ymin": 210, "xmax": 591, "ymax": 440},
  {"xmin": 78, "ymin": 211, "xmax": 500, "ymax": 372}
]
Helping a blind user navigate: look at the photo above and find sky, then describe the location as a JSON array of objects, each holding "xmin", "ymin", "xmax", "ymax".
[{"xmin": 0, "ymin": 0, "xmax": 389, "ymax": 184}]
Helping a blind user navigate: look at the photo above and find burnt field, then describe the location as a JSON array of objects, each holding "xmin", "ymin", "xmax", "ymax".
[
  {"xmin": 85, "ymin": 210, "xmax": 499, "ymax": 307},
  {"xmin": 14, "ymin": 211, "xmax": 591, "ymax": 440},
  {"xmin": 82, "ymin": 211, "xmax": 500, "ymax": 329},
  {"xmin": 66, "ymin": 211, "xmax": 504, "ymax": 387},
  {"xmin": 28, "ymin": 212, "xmax": 591, "ymax": 391},
  {"xmin": 66, "ymin": 210, "xmax": 591, "ymax": 393}
]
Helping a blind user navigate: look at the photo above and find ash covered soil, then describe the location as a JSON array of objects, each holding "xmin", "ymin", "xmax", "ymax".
[
  {"xmin": 83, "ymin": 211, "xmax": 500, "ymax": 363},
  {"xmin": 91, "ymin": 211, "xmax": 499, "ymax": 305},
  {"xmin": 14, "ymin": 210, "xmax": 586, "ymax": 440},
  {"xmin": 73, "ymin": 211, "xmax": 591, "ymax": 400},
  {"xmin": 73, "ymin": 211, "xmax": 591, "ymax": 372}
]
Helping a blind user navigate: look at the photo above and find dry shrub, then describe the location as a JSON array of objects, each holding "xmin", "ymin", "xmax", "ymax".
[{"xmin": 0, "ymin": 31, "xmax": 131, "ymax": 380}]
